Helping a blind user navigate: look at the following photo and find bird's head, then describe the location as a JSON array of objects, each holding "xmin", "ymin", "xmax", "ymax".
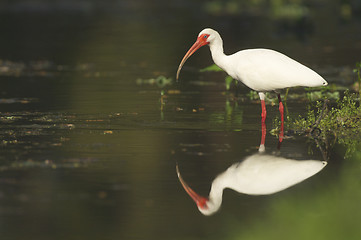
[
  {"xmin": 197, "ymin": 28, "xmax": 220, "ymax": 45},
  {"xmin": 176, "ymin": 28, "xmax": 220, "ymax": 81},
  {"xmin": 176, "ymin": 164, "xmax": 221, "ymax": 216}
]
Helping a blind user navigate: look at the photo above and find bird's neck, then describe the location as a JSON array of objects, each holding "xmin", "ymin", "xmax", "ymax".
[
  {"xmin": 209, "ymin": 39, "xmax": 228, "ymax": 71},
  {"xmin": 206, "ymin": 178, "xmax": 225, "ymax": 213}
]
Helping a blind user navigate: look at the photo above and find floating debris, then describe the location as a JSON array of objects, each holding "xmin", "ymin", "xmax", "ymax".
[
  {"xmin": 0, "ymin": 59, "xmax": 95, "ymax": 77},
  {"xmin": 0, "ymin": 98, "xmax": 37, "ymax": 104},
  {"xmin": 0, "ymin": 158, "xmax": 99, "ymax": 171}
]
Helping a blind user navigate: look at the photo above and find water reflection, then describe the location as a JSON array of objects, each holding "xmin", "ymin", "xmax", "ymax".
[{"xmin": 176, "ymin": 123, "xmax": 327, "ymax": 216}]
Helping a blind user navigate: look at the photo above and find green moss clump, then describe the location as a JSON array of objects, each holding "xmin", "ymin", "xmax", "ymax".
[{"xmin": 274, "ymin": 91, "xmax": 361, "ymax": 158}]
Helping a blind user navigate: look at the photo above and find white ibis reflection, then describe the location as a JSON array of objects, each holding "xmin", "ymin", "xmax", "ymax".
[
  {"xmin": 176, "ymin": 28, "xmax": 328, "ymax": 123},
  {"xmin": 176, "ymin": 124, "xmax": 327, "ymax": 216}
]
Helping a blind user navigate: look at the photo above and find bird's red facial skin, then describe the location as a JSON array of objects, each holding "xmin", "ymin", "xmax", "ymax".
[
  {"xmin": 198, "ymin": 34, "xmax": 210, "ymax": 45},
  {"xmin": 197, "ymin": 197, "xmax": 209, "ymax": 210}
]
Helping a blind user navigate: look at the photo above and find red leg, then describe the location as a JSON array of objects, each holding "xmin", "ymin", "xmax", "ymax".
[
  {"xmin": 261, "ymin": 120, "xmax": 266, "ymax": 146},
  {"xmin": 259, "ymin": 120, "xmax": 267, "ymax": 152},
  {"xmin": 261, "ymin": 100, "xmax": 267, "ymax": 123}
]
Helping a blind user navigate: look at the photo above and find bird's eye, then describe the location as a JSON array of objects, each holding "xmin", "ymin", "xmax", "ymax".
[{"xmin": 204, "ymin": 35, "xmax": 208, "ymax": 38}]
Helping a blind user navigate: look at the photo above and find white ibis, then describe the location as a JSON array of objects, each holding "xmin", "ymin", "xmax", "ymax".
[
  {"xmin": 177, "ymin": 150, "xmax": 327, "ymax": 216},
  {"xmin": 176, "ymin": 28, "xmax": 328, "ymax": 123}
]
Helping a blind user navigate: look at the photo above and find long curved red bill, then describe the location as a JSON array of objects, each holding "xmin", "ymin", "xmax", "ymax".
[
  {"xmin": 176, "ymin": 34, "xmax": 209, "ymax": 81},
  {"xmin": 176, "ymin": 164, "xmax": 208, "ymax": 209}
]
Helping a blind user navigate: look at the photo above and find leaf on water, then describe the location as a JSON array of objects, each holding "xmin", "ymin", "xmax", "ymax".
[
  {"xmin": 136, "ymin": 75, "xmax": 173, "ymax": 87},
  {"xmin": 200, "ymin": 64, "xmax": 224, "ymax": 72},
  {"xmin": 225, "ymin": 76, "xmax": 234, "ymax": 90}
]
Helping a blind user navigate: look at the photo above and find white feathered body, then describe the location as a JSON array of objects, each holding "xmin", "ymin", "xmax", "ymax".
[
  {"xmin": 217, "ymin": 49, "xmax": 327, "ymax": 92},
  {"xmin": 216, "ymin": 154, "xmax": 327, "ymax": 195},
  {"xmin": 201, "ymin": 153, "xmax": 327, "ymax": 215}
]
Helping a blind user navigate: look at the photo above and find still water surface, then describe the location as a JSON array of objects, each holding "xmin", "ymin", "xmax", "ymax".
[{"xmin": 1, "ymin": 2, "xmax": 361, "ymax": 240}]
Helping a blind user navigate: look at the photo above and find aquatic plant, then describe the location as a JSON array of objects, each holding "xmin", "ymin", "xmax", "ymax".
[
  {"xmin": 273, "ymin": 90, "xmax": 361, "ymax": 158},
  {"xmin": 136, "ymin": 75, "xmax": 173, "ymax": 87}
]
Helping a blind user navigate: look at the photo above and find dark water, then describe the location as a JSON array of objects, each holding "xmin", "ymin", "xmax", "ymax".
[{"xmin": 1, "ymin": 1, "xmax": 361, "ymax": 240}]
